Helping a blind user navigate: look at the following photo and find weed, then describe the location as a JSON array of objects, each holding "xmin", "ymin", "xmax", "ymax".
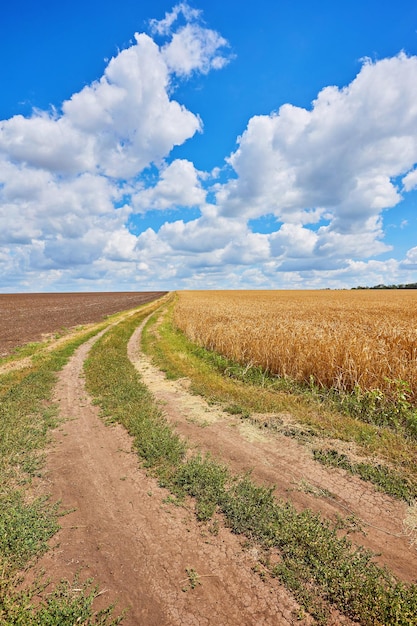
[
  {"xmin": 0, "ymin": 492, "xmax": 59, "ymax": 569},
  {"xmin": 183, "ymin": 568, "xmax": 201, "ymax": 591},
  {"xmin": 169, "ymin": 454, "xmax": 228, "ymax": 521},
  {"xmin": 0, "ymin": 574, "xmax": 123, "ymax": 625},
  {"xmin": 224, "ymin": 403, "xmax": 251, "ymax": 418}
]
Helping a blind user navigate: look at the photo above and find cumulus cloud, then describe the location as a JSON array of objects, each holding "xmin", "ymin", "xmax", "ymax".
[
  {"xmin": 132, "ymin": 159, "xmax": 206, "ymax": 212},
  {"xmin": 149, "ymin": 3, "xmax": 202, "ymax": 36},
  {"xmin": 217, "ymin": 53, "xmax": 417, "ymax": 250},
  {"xmin": 0, "ymin": 5, "xmax": 230, "ymax": 288},
  {"xmin": 402, "ymin": 168, "xmax": 417, "ymax": 192},
  {"xmin": 0, "ymin": 34, "xmax": 202, "ymax": 180},
  {"xmin": 162, "ymin": 24, "xmax": 230, "ymax": 75},
  {"xmin": 401, "ymin": 246, "xmax": 417, "ymax": 270},
  {"xmin": 62, "ymin": 33, "xmax": 203, "ymax": 178},
  {"xmin": 152, "ymin": 213, "xmax": 244, "ymax": 253},
  {"xmin": 150, "ymin": 2, "xmax": 230, "ymax": 76},
  {"xmin": 126, "ymin": 52, "xmax": 417, "ymax": 289}
]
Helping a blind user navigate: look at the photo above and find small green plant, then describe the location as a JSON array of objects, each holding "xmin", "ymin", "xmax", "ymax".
[
  {"xmin": 0, "ymin": 574, "xmax": 123, "ymax": 625},
  {"xmin": 169, "ymin": 454, "xmax": 228, "ymax": 521},
  {"xmin": 182, "ymin": 568, "xmax": 201, "ymax": 591},
  {"xmin": 224, "ymin": 403, "xmax": 250, "ymax": 418}
]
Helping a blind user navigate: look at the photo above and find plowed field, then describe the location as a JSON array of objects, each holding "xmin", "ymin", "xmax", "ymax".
[{"xmin": 0, "ymin": 291, "xmax": 166, "ymax": 357}]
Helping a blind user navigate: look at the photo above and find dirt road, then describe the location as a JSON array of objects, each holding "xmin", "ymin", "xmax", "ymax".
[
  {"xmin": 32, "ymin": 310, "xmax": 417, "ymax": 624},
  {"xmin": 34, "ymin": 319, "xmax": 313, "ymax": 625}
]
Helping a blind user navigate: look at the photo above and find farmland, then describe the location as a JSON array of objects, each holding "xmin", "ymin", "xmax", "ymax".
[
  {"xmin": 0, "ymin": 291, "xmax": 167, "ymax": 357},
  {"xmin": 2, "ymin": 290, "xmax": 417, "ymax": 624},
  {"xmin": 174, "ymin": 289, "xmax": 417, "ymax": 403}
]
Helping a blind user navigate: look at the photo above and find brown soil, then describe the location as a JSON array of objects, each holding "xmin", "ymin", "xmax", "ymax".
[
  {"xmin": 27, "ymin": 308, "xmax": 417, "ymax": 624},
  {"xmin": 0, "ymin": 292, "xmax": 166, "ymax": 357}
]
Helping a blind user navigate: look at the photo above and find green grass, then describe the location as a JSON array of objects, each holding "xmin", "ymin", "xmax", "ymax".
[
  {"xmin": 0, "ymin": 575, "xmax": 123, "ymax": 625},
  {"xmin": 84, "ymin": 309, "xmax": 186, "ymax": 475},
  {"xmin": 85, "ymin": 302, "xmax": 417, "ymax": 625}
]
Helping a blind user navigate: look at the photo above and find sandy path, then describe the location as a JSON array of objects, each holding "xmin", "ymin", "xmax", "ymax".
[
  {"xmin": 127, "ymin": 320, "xmax": 417, "ymax": 585},
  {"xmin": 34, "ymin": 322, "xmax": 317, "ymax": 625}
]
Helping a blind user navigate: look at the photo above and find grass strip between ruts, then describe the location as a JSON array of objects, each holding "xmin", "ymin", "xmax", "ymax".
[{"xmin": 84, "ymin": 305, "xmax": 417, "ymax": 626}]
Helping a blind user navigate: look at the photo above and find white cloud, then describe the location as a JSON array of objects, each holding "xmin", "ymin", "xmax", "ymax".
[
  {"xmin": 149, "ymin": 2, "xmax": 230, "ymax": 77},
  {"xmin": 158, "ymin": 213, "xmax": 244, "ymax": 253},
  {"xmin": 0, "ymin": 9, "xmax": 230, "ymax": 289},
  {"xmin": 0, "ymin": 30, "xmax": 205, "ymax": 180},
  {"xmin": 124, "ymin": 52, "xmax": 417, "ymax": 288},
  {"xmin": 269, "ymin": 223, "xmax": 318, "ymax": 259},
  {"xmin": 149, "ymin": 3, "xmax": 202, "ymax": 37},
  {"xmin": 64, "ymin": 32, "xmax": 202, "ymax": 178},
  {"xmin": 132, "ymin": 159, "xmax": 206, "ymax": 212},
  {"xmin": 402, "ymin": 168, "xmax": 417, "ymax": 191},
  {"xmin": 0, "ymin": 114, "xmax": 93, "ymax": 175},
  {"xmin": 1, "ymin": 3, "xmax": 417, "ymax": 293},
  {"xmin": 401, "ymin": 246, "xmax": 417, "ymax": 269},
  {"xmin": 217, "ymin": 53, "xmax": 417, "ymax": 252},
  {"xmin": 220, "ymin": 232, "xmax": 270, "ymax": 265},
  {"xmin": 162, "ymin": 24, "xmax": 230, "ymax": 76},
  {"xmin": 103, "ymin": 228, "xmax": 139, "ymax": 262}
]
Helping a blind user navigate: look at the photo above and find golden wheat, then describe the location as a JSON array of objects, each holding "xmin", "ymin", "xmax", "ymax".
[{"xmin": 173, "ymin": 290, "xmax": 417, "ymax": 402}]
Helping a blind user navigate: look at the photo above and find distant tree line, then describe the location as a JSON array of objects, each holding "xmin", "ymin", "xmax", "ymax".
[{"xmin": 352, "ymin": 282, "xmax": 417, "ymax": 290}]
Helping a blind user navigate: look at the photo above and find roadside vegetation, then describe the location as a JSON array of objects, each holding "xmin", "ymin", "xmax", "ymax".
[
  {"xmin": 0, "ymin": 313, "xmax": 140, "ymax": 625},
  {"xmin": 144, "ymin": 299, "xmax": 417, "ymax": 489},
  {"xmin": 85, "ymin": 302, "xmax": 417, "ymax": 625}
]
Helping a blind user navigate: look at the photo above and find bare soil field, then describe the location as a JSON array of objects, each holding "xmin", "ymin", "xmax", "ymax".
[{"xmin": 0, "ymin": 291, "xmax": 166, "ymax": 357}]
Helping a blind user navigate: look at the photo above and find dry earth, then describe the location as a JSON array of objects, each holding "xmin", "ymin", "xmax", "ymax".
[{"xmin": 21, "ymin": 306, "xmax": 417, "ymax": 624}]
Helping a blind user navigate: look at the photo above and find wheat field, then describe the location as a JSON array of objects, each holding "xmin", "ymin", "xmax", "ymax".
[{"xmin": 173, "ymin": 290, "xmax": 417, "ymax": 402}]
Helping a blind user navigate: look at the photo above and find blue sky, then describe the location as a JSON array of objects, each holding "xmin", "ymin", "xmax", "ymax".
[{"xmin": 1, "ymin": 0, "xmax": 417, "ymax": 291}]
